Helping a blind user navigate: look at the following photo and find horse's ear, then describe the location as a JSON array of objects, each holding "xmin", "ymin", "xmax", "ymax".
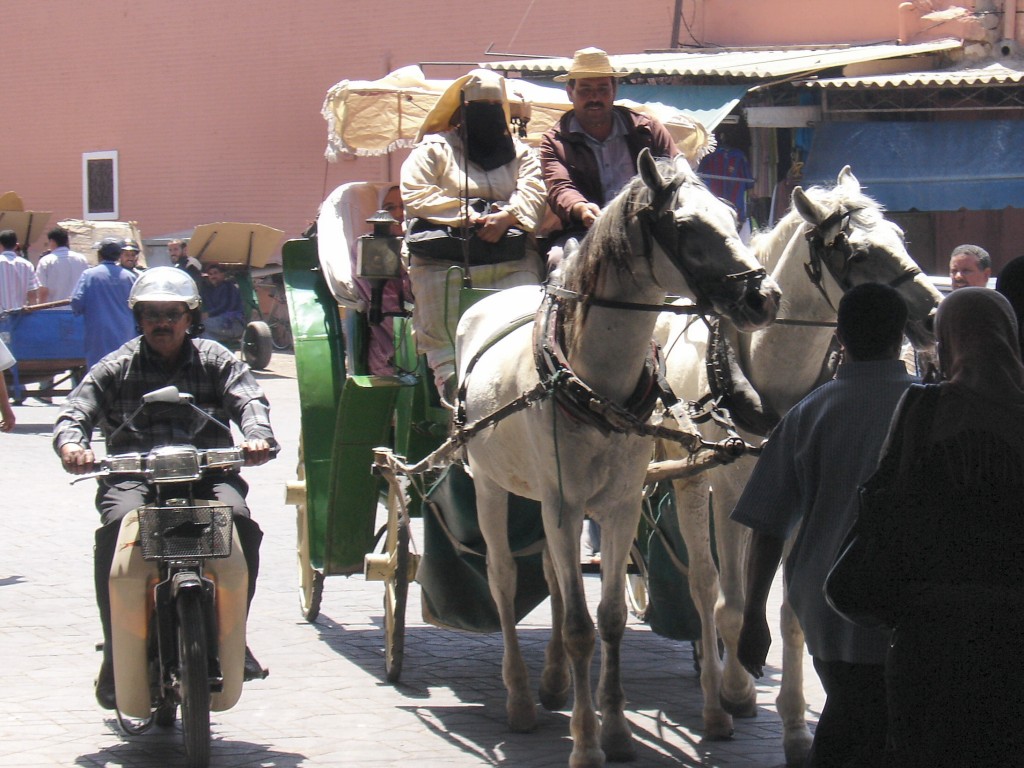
[
  {"xmin": 637, "ymin": 148, "xmax": 664, "ymax": 194},
  {"xmin": 837, "ymin": 165, "xmax": 861, "ymax": 194},
  {"xmin": 792, "ymin": 186, "xmax": 827, "ymax": 226}
]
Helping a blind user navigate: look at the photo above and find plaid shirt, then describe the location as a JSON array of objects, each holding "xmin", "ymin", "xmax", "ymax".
[{"xmin": 53, "ymin": 336, "xmax": 274, "ymax": 455}]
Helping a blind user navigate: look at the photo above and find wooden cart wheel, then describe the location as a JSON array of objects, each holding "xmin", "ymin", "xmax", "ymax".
[
  {"xmin": 295, "ymin": 440, "xmax": 324, "ymax": 622},
  {"xmin": 383, "ymin": 480, "xmax": 410, "ymax": 684},
  {"xmin": 626, "ymin": 542, "xmax": 650, "ymax": 622}
]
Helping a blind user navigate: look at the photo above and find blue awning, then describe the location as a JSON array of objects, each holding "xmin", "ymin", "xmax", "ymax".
[
  {"xmin": 802, "ymin": 120, "xmax": 1024, "ymax": 212},
  {"xmin": 519, "ymin": 79, "xmax": 749, "ymax": 133},
  {"xmin": 616, "ymin": 84, "xmax": 750, "ymax": 132}
]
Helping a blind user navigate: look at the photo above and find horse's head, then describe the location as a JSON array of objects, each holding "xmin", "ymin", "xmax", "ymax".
[
  {"xmin": 791, "ymin": 166, "xmax": 941, "ymax": 348},
  {"xmin": 574, "ymin": 149, "xmax": 780, "ymax": 332}
]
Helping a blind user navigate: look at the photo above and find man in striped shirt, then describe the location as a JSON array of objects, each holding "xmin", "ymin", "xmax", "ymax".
[{"xmin": 0, "ymin": 229, "xmax": 40, "ymax": 311}]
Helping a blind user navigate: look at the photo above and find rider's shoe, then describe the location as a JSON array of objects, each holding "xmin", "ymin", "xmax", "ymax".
[
  {"xmin": 243, "ymin": 646, "xmax": 268, "ymax": 681},
  {"xmin": 95, "ymin": 658, "xmax": 116, "ymax": 710}
]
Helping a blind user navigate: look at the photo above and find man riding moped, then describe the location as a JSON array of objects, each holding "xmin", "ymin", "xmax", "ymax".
[{"xmin": 53, "ymin": 267, "xmax": 276, "ymax": 710}]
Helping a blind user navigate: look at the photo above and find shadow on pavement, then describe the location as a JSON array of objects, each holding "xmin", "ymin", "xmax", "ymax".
[
  {"xmin": 306, "ymin": 605, "xmax": 789, "ymax": 766},
  {"xmin": 76, "ymin": 730, "xmax": 306, "ymax": 768}
]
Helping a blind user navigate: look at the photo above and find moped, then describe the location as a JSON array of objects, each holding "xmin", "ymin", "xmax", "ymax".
[{"xmin": 75, "ymin": 385, "xmax": 267, "ymax": 768}]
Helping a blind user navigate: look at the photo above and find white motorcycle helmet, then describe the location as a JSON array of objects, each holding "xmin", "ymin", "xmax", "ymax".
[{"xmin": 128, "ymin": 266, "xmax": 201, "ymax": 309}]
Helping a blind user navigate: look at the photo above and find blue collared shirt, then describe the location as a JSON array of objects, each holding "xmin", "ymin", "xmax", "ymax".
[
  {"xmin": 70, "ymin": 261, "xmax": 138, "ymax": 368},
  {"xmin": 731, "ymin": 359, "xmax": 916, "ymax": 663}
]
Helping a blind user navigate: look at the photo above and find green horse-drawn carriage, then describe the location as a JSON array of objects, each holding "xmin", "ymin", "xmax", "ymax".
[{"xmin": 281, "ymin": 180, "xmax": 755, "ymax": 684}]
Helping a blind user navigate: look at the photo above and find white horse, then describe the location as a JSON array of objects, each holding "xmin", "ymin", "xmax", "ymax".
[
  {"xmin": 655, "ymin": 166, "xmax": 942, "ymax": 764},
  {"xmin": 455, "ymin": 150, "xmax": 781, "ymax": 768}
]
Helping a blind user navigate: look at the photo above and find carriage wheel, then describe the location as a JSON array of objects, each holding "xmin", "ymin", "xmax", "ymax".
[
  {"xmin": 242, "ymin": 321, "xmax": 273, "ymax": 370},
  {"xmin": 295, "ymin": 440, "xmax": 324, "ymax": 622},
  {"xmin": 383, "ymin": 480, "xmax": 410, "ymax": 684},
  {"xmin": 626, "ymin": 543, "xmax": 650, "ymax": 622}
]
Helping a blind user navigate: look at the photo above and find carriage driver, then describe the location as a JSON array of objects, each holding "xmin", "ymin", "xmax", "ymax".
[
  {"xmin": 53, "ymin": 267, "xmax": 276, "ymax": 709},
  {"xmin": 540, "ymin": 47, "xmax": 679, "ymax": 272}
]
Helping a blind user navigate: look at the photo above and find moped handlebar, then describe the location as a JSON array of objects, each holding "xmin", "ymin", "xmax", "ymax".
[{"xmin": 70, "ymin": 443, "xmax": 278, "ymax": 485}]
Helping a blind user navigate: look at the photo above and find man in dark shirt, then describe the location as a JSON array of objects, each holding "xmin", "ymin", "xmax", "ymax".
[{"xmin": 200, "ymin": 262, "xmax": 245, "ymax": 342}]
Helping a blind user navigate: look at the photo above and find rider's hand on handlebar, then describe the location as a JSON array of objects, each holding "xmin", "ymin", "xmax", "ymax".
[
  {"xmin": 60, "ymin": 443, "xmax": 96, "ymax": 474},
  {"xmin": 241, "ymin": 439, "xmax": 274, "ymax": 466}
]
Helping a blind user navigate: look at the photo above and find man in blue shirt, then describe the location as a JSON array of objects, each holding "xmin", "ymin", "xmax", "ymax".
[
  {"xmin": 200, "ymin": 262, "xmax": 245, "ymax": 343},
  {"xmin": 71, "ymin": 238, "xmax": 138, "ymax": 368},
  {"xmin": 732, "ymin": 282, "xmax": 916, "ymax": 768}
]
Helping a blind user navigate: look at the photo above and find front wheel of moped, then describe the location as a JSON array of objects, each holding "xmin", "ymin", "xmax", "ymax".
[{"xmin": 177, "ymin": 590, "xmax": 211, "ymax": 768}]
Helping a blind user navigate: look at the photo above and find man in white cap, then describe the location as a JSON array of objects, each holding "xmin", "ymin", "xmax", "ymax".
[{"xmin": 541, "ymin": 48, "xmax": 678, "ymax": 268}]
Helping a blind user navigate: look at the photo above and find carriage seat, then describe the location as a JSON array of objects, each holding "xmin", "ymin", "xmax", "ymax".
[{"xmin": 317, "ymin": 181, "xmax": 409, "ymax": 376}]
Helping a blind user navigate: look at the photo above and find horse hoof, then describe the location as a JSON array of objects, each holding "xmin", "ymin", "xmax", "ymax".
[
  {"xmin": 702, "ymin": 711, "xmax": 734, "ymax": 741},
  {"xmin": 507, "ymin": 694, "xmax": 537, "ymax": 733},
  {"xmin": 783, "ymin": 726, "xmax": 813, "ymax": 767},
  {"xmin": 601, "ymin": 738, "xmax": 636, "ymax": 762},
  {"xmin": 538, "ymin": 682, "xmax": 570, "ymax": 712},
  {"xmin": 569, "ymin": 746, "xmax": 606, "ymax": 768},
  {"xmin": 720, "ymin": 692, "xmax": 758, "ymax": 719}
]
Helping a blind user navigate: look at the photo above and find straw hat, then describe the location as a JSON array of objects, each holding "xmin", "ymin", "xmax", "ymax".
[
  {"xmin": 416, "ymin": 69, "xmax": 512, "ymax": 143},
  {"xmin": 553, "ymin": 47, "xmax": 630, "ymax": 82}
]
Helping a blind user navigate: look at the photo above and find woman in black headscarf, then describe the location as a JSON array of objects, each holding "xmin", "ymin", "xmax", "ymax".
[{"xmin": 865, "ymin": 287, "xmax": 1024, "ymax": 766}]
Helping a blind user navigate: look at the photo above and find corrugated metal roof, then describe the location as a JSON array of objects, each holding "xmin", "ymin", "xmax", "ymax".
[
  {"xmin": 802, "ymin": 60, "xmax": 1024, "ymax": 88},
  {"xmin": 482, "ymin": 39, "xmax": 961, "ymax": 80}
]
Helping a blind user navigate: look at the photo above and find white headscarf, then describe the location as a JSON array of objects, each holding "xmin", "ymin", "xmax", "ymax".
[{"xmin": 936, "ymin": 287, "xmax": 1024, "ymax": 407}]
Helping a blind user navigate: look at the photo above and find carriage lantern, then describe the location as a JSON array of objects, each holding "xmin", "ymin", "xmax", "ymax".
[{"xmin": 356, "ymin": 209, "xmax": 403, "ymax": 325}]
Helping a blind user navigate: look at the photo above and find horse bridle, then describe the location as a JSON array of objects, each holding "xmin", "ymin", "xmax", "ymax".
[
  {"xmin": 801, "ymin": 206, "xmax": 921, "ymax": 316},
  {"xmin": 549, "ymin": 176, "xmax": 767, "ymax": 317},
  {"xmin": 640, "ymin": 179, "xmax": 767, "ymax": 316}
]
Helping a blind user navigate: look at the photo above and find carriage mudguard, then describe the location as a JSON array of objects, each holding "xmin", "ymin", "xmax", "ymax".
[{"xmin": 416, "ymin": 464, "xmax": 549, "ymax": 633}]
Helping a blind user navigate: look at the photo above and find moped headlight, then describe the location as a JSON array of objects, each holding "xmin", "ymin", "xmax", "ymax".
[{"xmin": 146, "ymin": 446, "xmax": 201, "ymax": 482}]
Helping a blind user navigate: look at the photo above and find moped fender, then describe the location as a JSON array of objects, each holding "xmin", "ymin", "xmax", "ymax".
[
  {"xmin": 205, "ymin": 522, "xmax": 248, "ymax": 711},
  {"xmin": 109, "ymin": 511, "xmax": 159, "ymax": 719}
]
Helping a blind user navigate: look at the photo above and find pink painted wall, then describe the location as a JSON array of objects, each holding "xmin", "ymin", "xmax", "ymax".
[
  {"xmin": 690, "ymin": 0, "xmax": 981, "ymax": 47},
  {"xmin": 0, "ymin": 0, "xmax": 982, "ymax": 250},
  {"xmin": 0, "ymin": 0, "xmax": 678, "ymax": 246}
]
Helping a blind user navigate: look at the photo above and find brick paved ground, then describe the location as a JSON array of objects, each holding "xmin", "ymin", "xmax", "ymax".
[{"xmin": 0, "ymin": 352, "xmax": 822, "ymax": 767}]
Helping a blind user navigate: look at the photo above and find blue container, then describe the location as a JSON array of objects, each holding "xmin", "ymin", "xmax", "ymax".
[{"xmin": 0, "ymin": 308, "xmax": 85, "ymax": 361}]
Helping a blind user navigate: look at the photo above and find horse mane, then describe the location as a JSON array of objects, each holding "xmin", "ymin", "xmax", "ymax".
[{"xmin": 559, "ymin": 158, "xmax": 691, "ymax": 342}]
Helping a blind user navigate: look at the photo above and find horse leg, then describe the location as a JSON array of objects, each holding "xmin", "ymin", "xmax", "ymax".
[
  {"xmin": 594, "ymin": 518, "xmax": 637, "ymax": 762},
  {"xmin": 544, "ymin": 504, "xmax": 603, "ymax": 768},
  {"xmin": 475, "ymin": 473, "xmax": 536, "ymax": 733},
  {"xmin": 711, "ymin": 471, "xmax": 758, "ymax": 718},
  {"xmin": 673, "ymin": 472, "xmax": 734, "ymax": 740},
  {"xmin": 539, "ymin": 547, "xmax": 571, "ymax": 711},
  {"xmin": 778, "ymin": 566, "xmax": 812, "ymax": 766}
]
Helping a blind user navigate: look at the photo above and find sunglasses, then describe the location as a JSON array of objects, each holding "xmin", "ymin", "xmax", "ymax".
[{"xmin": 140, "ymin": 309, "xmax": 188, "ymax": 324}]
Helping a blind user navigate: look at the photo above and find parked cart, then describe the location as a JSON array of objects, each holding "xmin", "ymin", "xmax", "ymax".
[{"xmin": 0, "ymin": 301, "xmax": 86, "ymax": 402}]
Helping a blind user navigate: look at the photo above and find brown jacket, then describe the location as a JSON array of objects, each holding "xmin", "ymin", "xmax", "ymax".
[{"xmin": 540, "ymin": 105, "xmax": 678, "ymax": 232}]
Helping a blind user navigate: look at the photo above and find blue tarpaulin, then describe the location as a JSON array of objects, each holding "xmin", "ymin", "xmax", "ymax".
[
  {"xmin": 524, "ymin": 79, "xmax": 750, "ymax": 133},
  {"xmin": 802, "ymin": 120, "xmax": 1024, "ymax": 211}
]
